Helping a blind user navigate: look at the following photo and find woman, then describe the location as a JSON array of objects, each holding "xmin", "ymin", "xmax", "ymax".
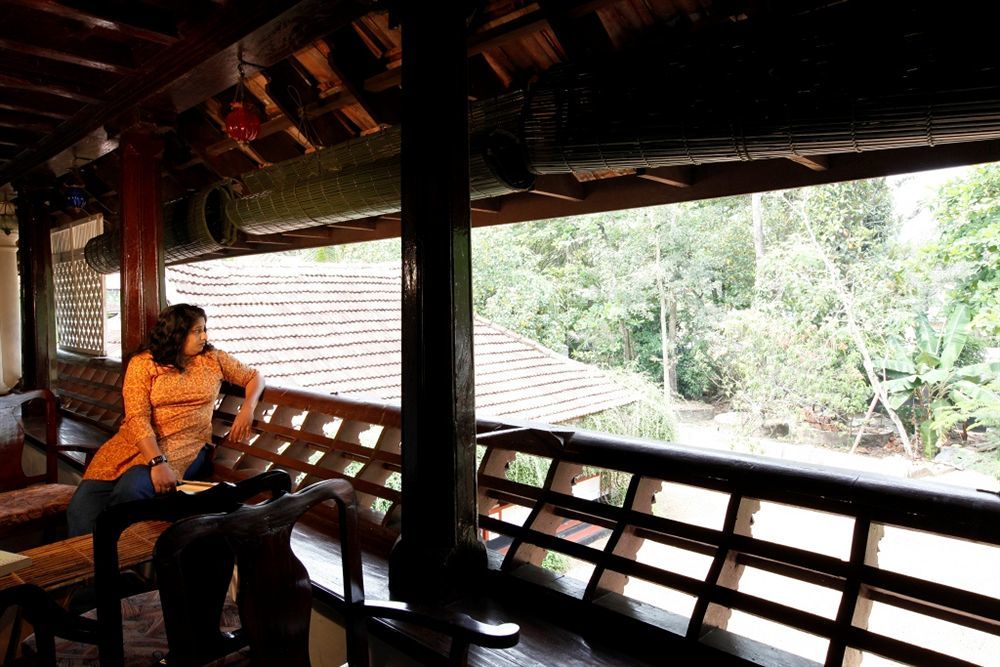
[{"xmin": 66, "ymin": 304, "xmax": 265, "ymax": 536}]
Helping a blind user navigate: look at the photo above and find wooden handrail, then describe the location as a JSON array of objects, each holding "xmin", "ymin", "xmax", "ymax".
[{"xmin": 52, "ymin": 353, "xmax": 1000, "ymax": 666}]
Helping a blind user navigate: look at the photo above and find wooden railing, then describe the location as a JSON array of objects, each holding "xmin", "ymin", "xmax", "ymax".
[
  {"xmin": 474, "ymin": 417, "xmax": 1000, "ymax": 667},
  {"xmin": 50, "ymin": 354, "xmax": 1000, "ymax": 665}
]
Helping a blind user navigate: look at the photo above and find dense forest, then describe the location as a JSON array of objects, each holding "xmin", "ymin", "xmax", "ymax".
[{"xmin": 305, "ymin": 165, "xmax": 1000, "ymax": 460}]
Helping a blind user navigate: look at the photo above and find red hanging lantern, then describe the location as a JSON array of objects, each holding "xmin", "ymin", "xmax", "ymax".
[
  {"xmin": 224, "ymin": 57, "xmax": 261, "ymax": 144},
  {"xmin": 225, "ymin": 102, "xmax": 261, "ymax": 143}
]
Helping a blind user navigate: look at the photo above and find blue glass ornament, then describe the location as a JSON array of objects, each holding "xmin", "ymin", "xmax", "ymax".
[{"xmin": 66, "ymin": 187, "xmax": 87, "ymax": 209}]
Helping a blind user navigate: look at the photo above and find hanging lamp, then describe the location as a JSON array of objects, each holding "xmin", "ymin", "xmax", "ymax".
[
  {"xmin": 225, "ymin": 57, "xmax": 261, "ymax": 144},
  {"xmin": 0, "ymin": 194, "xmax": 16, "ymax": 235}
]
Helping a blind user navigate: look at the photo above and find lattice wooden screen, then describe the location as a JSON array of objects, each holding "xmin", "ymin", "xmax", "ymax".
[{"xmin": 51, "ymin": 216, "xmax": 106, "ymax": 355}]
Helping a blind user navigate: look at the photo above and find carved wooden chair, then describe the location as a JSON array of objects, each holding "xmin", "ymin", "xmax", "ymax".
[
  {"xmin": 0, "ymin": 390, "xmax": 78, "ymax": 550},
  {"xmin": 153, "ymin": 478, "xmax": 519, "ymax": 666},
  {"xmin": 3, "ymin": 470, "xmax": 292, "ymax": 666}
]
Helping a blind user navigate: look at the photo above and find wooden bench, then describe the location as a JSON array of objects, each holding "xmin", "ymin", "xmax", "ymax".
[
  {"xmin": 22, "ymin": 352, "xmax": 124, "ymax": 473},
  {"xmin": 48, "ymin": 354, "xmax": 1000, "ymax": 666},
  {"xmin": 0, "ymin": 390, "xmax": 80, "ymax": 551}
]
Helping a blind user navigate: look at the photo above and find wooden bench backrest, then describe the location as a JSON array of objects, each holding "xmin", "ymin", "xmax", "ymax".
[
  {"xmin": 211, "ymin": 384, "xmax": 402, "ymax": 547},
  {"xmin": 54, "ymin": 353, "xmax": 124, "ymax": 434}
]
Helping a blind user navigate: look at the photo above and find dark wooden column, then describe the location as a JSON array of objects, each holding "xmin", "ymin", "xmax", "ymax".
[
  {"xmin": 119, "ymin": 126, "xmax": 165, "ymax": 356},
  {"xmin": 390, "ymin": 5, "xmax": 483, "ymax": 597},
  {"xmin": 16, "ymin": 193, "xmax": 56, "ymax": 390}
]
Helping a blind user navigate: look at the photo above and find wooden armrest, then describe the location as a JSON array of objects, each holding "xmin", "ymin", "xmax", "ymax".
[{"xmin": 361, "ymin": 599, "xmax": 520, "ymax": 649}]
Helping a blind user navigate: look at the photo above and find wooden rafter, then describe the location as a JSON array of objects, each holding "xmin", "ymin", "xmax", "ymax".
[
  {"xmin": 2, "ymin": 0, "xmax": 179, "ymax": 45},
  {"xmin": 0, "ymin": 36, "xmax": 136, "ymax": 75},
  {"xmin": 0, "ymin": 72, "xmax": 104, "ymax": 105},
  {"xmin": 206, "ymin": 91, "xmax": 354, "ymax": 157},
  {"xmin": 0, "ymin": 0, "xmax": 368, "ymax": 187},
  {"xmin": 787, "ymin": 155, "xmax": 829, "ymax": 172},
  {"xmin": 364, "ymin": 0, "xmax": 623, "ymax": 93},
  {"xmin": 202, "ymin": 98, "xmax": 271, "ymax": 168}
]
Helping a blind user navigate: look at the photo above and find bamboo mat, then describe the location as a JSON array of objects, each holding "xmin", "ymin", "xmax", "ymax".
[{"xmin": 0, "ymin": 521, "xmax": 169, "ymax": 592}]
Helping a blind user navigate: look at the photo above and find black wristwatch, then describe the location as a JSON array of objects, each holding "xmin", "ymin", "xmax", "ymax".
[{"xmin": 147, "ymin": 454, "xmax": 169, "ymax": 468}]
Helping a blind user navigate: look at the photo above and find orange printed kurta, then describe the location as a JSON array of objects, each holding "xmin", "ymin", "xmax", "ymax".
[{"xmin": 83, "ymin": 349, "xmax": 257, "ymax": 481}]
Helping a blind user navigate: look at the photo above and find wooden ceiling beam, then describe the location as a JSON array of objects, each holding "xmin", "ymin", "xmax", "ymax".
[
  {"xmin": 530, "ymin": 174, "xmax": 587, "ymax": 201},
  {"xmin": 0, "ymin": 0, "xmax": 372, "ymax": 187},
  {"xmin": 473, "ymin": 141, "xmax": 1000, "ymax": 227},
  {"xmin": 0, "ymin": 36, "xmax": 137, "ymax": 75},
  {"xmin": 636, "ymin": 166, "xmax": 693, "ymax": 187},
  {"xmin": 159, "ymin": 0, "xmax": 373, "ymax": 114},
  {"xmin": 0, "ymin": 112, "xmax": 55, "ymax": 133},
  {"xmin": 0, "ymin": 72, "xmax": 105, "ymax": 105},
  {"xmin": 326, "ymin": 31, "xmax": 395, "ymax": 126},
  {"xmin": 786, "ymin": 154, "xmax": 829, "ymax": 171},
  {"xmin": 3, "ymin": 0, "xmax": 179, "ymax": 45},
  {"xmin": 0, "ymin": 128, "xmax": 42, "ymax": 145},
  {"xmin": 205, "ymin": 90, "xmax": 353, "ymax": 156},
  {"xmin": 201, "ymin": 99, "xmax": 270, "ymax": 168},
  {"xmin": 364, "ymin": 0, "xmax": 623, "ymax": 93},
  {"xmin": 0, "ymin": 102, "xmax": 73, "ymax": 121}
]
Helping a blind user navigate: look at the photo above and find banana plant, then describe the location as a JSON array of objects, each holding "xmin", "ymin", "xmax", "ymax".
[{"xmin": 877, "ymin": 305, "xmax": 1000, "ymax": 456}]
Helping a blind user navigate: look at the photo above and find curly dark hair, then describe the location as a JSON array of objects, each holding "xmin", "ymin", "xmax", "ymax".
[{"xmin": 141, "ymin": 303, "xmax": 214, "ymax": 371}]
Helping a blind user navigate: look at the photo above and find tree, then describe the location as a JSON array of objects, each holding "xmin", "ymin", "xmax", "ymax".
[
  {"xmin": 877, "ymin": 305, "xmax": 1000, "ymax": 456},
  {"xmin": 928, "ymin": 164, "xmax": 1000, "ymax": 337}
]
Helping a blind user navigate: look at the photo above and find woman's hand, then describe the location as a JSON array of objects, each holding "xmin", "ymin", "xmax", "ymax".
[
  {"xmin": 150, "ymin": 463, "xmax": 178, "ymax": 494},
  {"xmin": 229, "ymin": 408, "xmax": 255, "ymax": 443}
]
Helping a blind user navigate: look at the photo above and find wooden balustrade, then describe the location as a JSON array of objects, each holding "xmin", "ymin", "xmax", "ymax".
[{"xmin": 47, "ymin": 353, "xmax": 1000, "ymax": 666}]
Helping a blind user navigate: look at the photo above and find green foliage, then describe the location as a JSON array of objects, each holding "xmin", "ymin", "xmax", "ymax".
[
  {"xmin": 574, "ymin": 374, "xmax": 677, "ymax": 443},
  {"xmin": 303, "ymin": 238, "xmax": 399, "ymax": 263},
  {"xmin": 928, "ymin": 164, "xmax": 1000, "ymax": 337},
  {"xmin": 711, "ymin": 309, "xmax": 869, "ymax": 422},
  {"xmin": 505, "ymin": 453, "xmax": 551, "ymax": 488},
  {"xmin": 674, "ymin": 339, "xmax": 718, "ymax": 399},
  {"xmin": 877, "ymin": 305, "xmax": 1000, "ymax": 456},
  {"xmin": 801, "ymin": 179, "xmax": 897, "ymax": 268},
  {"xmin": 541, "ymin": 551, "xmax": 570, "ymax": 574}
]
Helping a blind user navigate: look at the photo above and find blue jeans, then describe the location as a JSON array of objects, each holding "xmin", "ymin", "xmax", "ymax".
[{"xmin": 66, "ymin": 446, "xmax": 213, "ymax": 536}]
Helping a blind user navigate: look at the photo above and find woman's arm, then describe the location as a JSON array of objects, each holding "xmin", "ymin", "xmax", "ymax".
[{"xmin": 229, "ymin": 371, "xmax": 266, "ymax": 443}]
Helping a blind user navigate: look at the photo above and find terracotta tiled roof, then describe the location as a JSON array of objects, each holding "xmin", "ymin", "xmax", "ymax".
[{"xmin": 164, "ymin": 260, "xmax": 635, "ymax": 423}]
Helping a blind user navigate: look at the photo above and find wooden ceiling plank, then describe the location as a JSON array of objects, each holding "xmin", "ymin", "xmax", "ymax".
[
  {"xmin": 263, "ymin": 59, "xmax": 341, "ymax": 148},
  {"xmin": 0, "ymin": 36, "xmax": 136, "ymax": 75},
  {"xmin": 0, "ymin": 102, "xmax": 73, "ymax": 121},
  {"xmin": 0, "ymin": 72, "xmax": 104, "ymax": 105},
  {"xmin": 3, "ymin": 0, "xmax": 179, "ymax": 45},
  {"xmin": 326, "ymin": 30, "xmax": 394, "ymax": 126},
  {"xmin": 0, "ymin": 112, "xmax": 55, "ymax": 133}
]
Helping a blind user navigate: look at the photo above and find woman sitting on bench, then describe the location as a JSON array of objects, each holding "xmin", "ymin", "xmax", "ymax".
[{"xmin": 66, "ymin": 303, "xmax": 265, "ymax": 535}]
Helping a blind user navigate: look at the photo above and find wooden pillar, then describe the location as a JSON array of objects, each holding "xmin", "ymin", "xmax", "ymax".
[
  {"xmin": 118, "ymin": 126, "xmax": 165, "ymax": 356},
  {"xmin": 390, "ymin": 4, "xmax": 483, "ymax": 597},
  {"xmin": 0, "ymin": 224, "xmax": 22, "ymax": 392},
  {"xmin": 15, "ymin": 193, "xmax": 56, "ymax": 390}
]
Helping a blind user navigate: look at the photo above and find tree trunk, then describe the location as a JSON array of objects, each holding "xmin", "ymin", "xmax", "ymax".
[
  {"xmin": 620, "ymin": 321, "xmax": 634, "ymax": 364},
  {"xmin": 655, "ymin": 242, "xmax": 676, "ymax": 401},
  {"xmin": 790, "ymin": 195, "xmax": 915, "ymax": 457},
  {"xmin": 752, "ymin": 192, "xmax": 766, "ymax": 261}
]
